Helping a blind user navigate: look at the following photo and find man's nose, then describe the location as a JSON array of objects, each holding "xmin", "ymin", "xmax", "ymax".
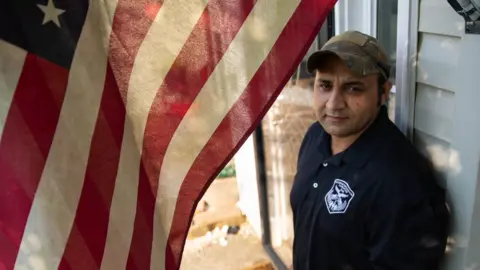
[{"xmin": 325, "ymin": 87, "xmax": 346, "ymax": 110}]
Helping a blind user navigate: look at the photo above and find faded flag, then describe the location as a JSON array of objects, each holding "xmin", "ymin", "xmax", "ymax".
[{"xmin": 0, "ymin": 0, "xmax": 336, "ymax": 269}]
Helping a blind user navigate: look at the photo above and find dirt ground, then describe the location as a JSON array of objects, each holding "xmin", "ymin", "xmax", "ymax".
[
  {"xmin": 180, "ymin": 177, "xmax": 273, "ymax": 270},
  {"xmin": 180, "ymin": 223, "xmax": 272, "ymax": 270}
]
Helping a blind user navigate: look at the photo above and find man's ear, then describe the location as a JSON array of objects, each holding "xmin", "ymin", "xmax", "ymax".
[{"xmin": 380, "ymin": 80, "xmax": 392, "ymax": 106}]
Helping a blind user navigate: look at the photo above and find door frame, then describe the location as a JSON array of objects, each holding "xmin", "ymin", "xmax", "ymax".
[{"xmin": 394, "ymin": 0, "xmax": 419, "ymax": 139}]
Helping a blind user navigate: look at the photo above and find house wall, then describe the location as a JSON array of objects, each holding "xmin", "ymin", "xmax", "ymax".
[
  {"xmin": 413, "ymin": 0, "xmax": 480, "ymax": 268},
  {"xmin": 234, "ymin": 136, "xmax": 263, "ymax": 238},
  {"xmin": 334, "ymin": 0, "xmax": 377, "ymax": 37}
]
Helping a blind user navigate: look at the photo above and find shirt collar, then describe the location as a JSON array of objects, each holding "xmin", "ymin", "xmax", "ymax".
[{"xmin": 319, "ymin": 106, "xmax": 391, "ymax": 168}]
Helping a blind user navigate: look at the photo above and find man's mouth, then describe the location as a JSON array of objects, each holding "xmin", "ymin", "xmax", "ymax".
[{"xmin": 325, "ymin": 115, "xmax": 348, "ymax": 121}]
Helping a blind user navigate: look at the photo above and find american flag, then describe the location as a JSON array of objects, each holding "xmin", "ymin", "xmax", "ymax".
[{"xmin": 0, "ymin": 0, "xmax": 336, "ymax": 269}]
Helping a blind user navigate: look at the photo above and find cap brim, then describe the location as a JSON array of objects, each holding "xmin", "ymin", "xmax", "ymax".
[
  {"xmin": 306, "ymin": 50, "xmax": 340, "ymax": 73},
  {"xmin": 306, "ymin": 49, "xmax": 385, "ymax": 78}
]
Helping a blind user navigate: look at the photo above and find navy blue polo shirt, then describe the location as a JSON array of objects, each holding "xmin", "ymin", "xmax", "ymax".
[{"xmin": 290, "ymin": 107, "xmax": 449, "ymax": 270}]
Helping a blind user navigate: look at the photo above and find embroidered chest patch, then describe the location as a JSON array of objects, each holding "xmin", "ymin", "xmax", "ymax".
[{"xmin": 324, "ymin": 179, "xmax": 355, "ymax": 214}]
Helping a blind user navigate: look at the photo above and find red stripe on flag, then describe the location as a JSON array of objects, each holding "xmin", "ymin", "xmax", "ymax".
[
  {"xmin": 0, "ymin": 54, "xmax": 69, "ymax": 268},
  {"xmin": 108, "ymin": 0, "xmax": 163, "ymax": 101},
  {"xmin": 126, "ymin": 1, "xmax": 256, "ymax": 269},
  {"xmin": 166, "ymin": 0, "xmax": 337, "ymax": 268},
  {"xmin": 58, "ymin": 65, "xmax": 125, "ymax": 270},
  {"xmin": 59, "ymin": 1, "xmax": 164, "ymax": 268}
]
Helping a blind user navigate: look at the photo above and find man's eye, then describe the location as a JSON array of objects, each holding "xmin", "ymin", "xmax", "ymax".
[
  {"xmin": 346, "ymin": 86, "xmax": 363, "ymax": 92},
  {"xmin": 318, "ymin": 83, "xmax": 332, "ymax": 90}
]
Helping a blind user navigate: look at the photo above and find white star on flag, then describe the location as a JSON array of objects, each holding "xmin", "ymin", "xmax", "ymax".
[{"xmin": 37, "ymin": 0, "xmax": 65, "ymax": 27}]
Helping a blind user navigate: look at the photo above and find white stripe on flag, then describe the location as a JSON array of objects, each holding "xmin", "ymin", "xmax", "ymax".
[
  {"xmin": 100, "ymin": 0, "xmax": 209, "ymax": 269},
  {"xmin": 150, "ymin": 0, "xmax": 301, "ymax": 269},
  {"xmin": 0, "ymin": 41, "xmax": 27, "ymax": 138},
  {"xmin": 14, "ymin": 0, "xmax": 118, "ymax": 269}
]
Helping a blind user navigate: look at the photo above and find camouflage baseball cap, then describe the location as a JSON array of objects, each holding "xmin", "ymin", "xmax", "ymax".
[{"xmin": 307, "ymin": 30, "xmax": 391, "ymax": 79}]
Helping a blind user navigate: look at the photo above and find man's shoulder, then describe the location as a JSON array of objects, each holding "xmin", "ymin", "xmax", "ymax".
[
  {"xmin": 370, "ymin": 126, "xmax": 443, "ymax": 197},
  {"xmin": 368, "ymin": 124, "xmax": 434, "ymax": 177},
  {"xmin": 368, "ymin": 128, "xmax": 449, "ymax": 230}
]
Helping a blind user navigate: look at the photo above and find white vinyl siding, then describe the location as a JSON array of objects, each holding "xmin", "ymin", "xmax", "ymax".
[
  {"xmin": 416, "ymin": 33, "xmax": 461, "ymax": 91},
  {"xmin": 418, "ymin": 0, "xmax": 464, "ymax": 37},
  {"xmin": 413, "ymin": 0, "xmax": 458, "ymax": 173},
  {"xmin": 414, "ymin": 0, "xmax": 480, "ymax": 269}
]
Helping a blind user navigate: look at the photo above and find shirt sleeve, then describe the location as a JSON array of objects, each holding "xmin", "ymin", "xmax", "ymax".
[{"xmin": 364, "ymin": 173, "xmax": 449, "ymax": 270}]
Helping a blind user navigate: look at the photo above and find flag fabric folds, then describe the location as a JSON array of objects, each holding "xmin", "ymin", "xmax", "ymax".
[{"xmin": 0, "ymin": 0, "xmax": 336, "ymax": 269}]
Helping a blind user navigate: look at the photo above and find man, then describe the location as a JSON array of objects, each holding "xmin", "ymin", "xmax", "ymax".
[{"xmin": 290, "ymin": 31, "xmax": 449, "ymax": 269}]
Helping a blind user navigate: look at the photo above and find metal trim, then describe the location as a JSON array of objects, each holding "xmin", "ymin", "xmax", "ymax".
[
  {"xmin": 253, "ymin": 125, "xmax": 288, "ymax": 270},
  {"xmin": 465, "ymin": 20, "xmax": 480, "ymax": 34},
  {"xmin": 446, "ymin": 0, "xmax": 480, "ymax": 34},
  {"xmin": 263, "ymin": 245, "xmax": 288, "ymax": 270},
  {"xmin": 394, "ymin": 0, "xmax": 419, "ymax": 139},
  {"xmin": 369, "ymin": 0, "xmax": 378, "ymax": 37}
]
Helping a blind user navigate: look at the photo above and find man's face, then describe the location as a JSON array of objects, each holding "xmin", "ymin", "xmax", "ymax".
[{"xmin": 313, "ymin": 54, "xmax": 389, "ymax": 138}]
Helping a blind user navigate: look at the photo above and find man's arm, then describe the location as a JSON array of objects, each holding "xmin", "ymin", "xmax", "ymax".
[{"xmin": 364, "ymin": 175, "xmax": 449, "ymax": 270}]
